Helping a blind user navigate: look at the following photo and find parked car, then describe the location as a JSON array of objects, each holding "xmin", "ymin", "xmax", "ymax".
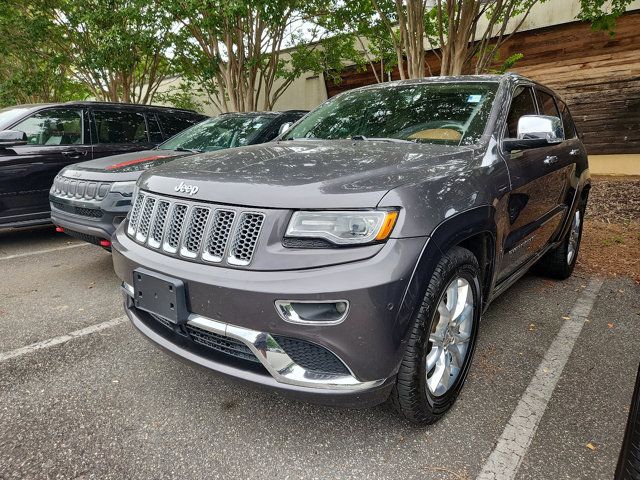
[
  {"xmin": 0, "ymin": 102, "xmax": 206, "ymax": 229},
  {"xmin": 616, "ymin": 364, "xmax": 640, "ymax": 479},
  {"xmin": 111, "ymin": 74, "xmax": 589, "ymax": 423},
  {"xmin": 49, "ymin": 110, "xmax": 306, "ymax": 248}
]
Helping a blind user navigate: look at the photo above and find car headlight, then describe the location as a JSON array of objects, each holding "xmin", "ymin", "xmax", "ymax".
[
  {"xmin": 109, "ymin": 181, "xmax": 137, "ymax": 196},
  {"xmin": 285, "ymin": 210, "xmax": 399, "ymax": 246}
]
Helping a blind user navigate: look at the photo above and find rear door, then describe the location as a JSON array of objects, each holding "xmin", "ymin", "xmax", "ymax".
[
  {"xmin": 0, "ymin": 107, "xmax": 90, "ymax": 224},
  {"xmin": 90, "ymin": 108, "xmax": 156, "ymax": 160},
  {"xmin": 497, "ymin": 85, "xmax": 571, "ymax": 281}
]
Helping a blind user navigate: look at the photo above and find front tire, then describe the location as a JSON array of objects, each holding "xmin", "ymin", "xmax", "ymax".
[{"xmin": 391, "ymin": 246, "xmax": 481, "ymax": 425}]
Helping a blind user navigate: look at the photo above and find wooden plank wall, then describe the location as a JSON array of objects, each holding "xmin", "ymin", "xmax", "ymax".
[{"xmin": 325, "ymin": 11, "xmax": 640, "ymax": 155}]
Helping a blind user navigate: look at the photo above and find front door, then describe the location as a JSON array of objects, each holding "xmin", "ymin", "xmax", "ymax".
[
  {"xmin": 497, "ymin": 86, "xmax": 571, "ymax": 281},
  {"xmin": 0, "ymin": 108, "xmax": 91, "ymax": 225}
]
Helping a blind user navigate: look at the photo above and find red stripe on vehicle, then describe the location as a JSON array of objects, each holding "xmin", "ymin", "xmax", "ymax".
[{"xmin": 106, "ymin": 155, "xmax": 171, "ymax": 170}]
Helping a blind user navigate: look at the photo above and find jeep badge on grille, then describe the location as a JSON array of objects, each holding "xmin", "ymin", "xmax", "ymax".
[{"xmin": 174, "ymin": 182, "xmax": 199, "ymax": 196}]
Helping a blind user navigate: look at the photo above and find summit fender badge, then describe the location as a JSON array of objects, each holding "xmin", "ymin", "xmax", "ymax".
[{"xmin": 174, "ymin": 182, "xmax": 199, "ymax": 196}]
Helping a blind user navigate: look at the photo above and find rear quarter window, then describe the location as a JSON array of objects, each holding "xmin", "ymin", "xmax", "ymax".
[{"xmin": 558, "ymin": 100, "xmax": 578, "ymax": 139}]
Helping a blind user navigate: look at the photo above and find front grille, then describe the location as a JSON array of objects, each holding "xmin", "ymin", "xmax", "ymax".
[
  {"xmin": 126, "ymin": 191, "xmax": 265, "ymax": 268},
  {"xmin": 148, "ymin": 313, "xmax": 260, "ymax": 364},
  {"xmin": 51, "ymin": 200, "xmax": 102, "ymax": 218},
  {"xmin": 186, "ymin": 325, "xmax": 260, "ymax": 363},
  {"xmin": 52, "ymin": 176, "xmax": 112, "ymax": 201},
  {"xmin": 272, "ymin": 335, "xmax": 350, "ymax": 375}
]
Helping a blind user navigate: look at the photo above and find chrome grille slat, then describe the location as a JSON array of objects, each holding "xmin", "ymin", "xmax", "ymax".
[
  {"xmin": 163, "ymin": 203, "xmax": 189, "ymax": 254},
  {"xmin": 148, "ymin": 200, "xmax": 170, "ymax": 249},
  {"xmin": 135, "ymin": 196, "xmax": 157, "ymax": 242},
  {"xmin": 180, "ymin": 207, "xmax": 210, "ymax": 258},
  {"xmin": 202, "ymin": 210, "xmax": 236, "ymax": 263},
  {"xmin": 228, "ymin": 212, "xmax": 265, "ymax": 266},
  {"xmin": 127, "ymin": 192, "xmax": 146, "ymax": 236}
]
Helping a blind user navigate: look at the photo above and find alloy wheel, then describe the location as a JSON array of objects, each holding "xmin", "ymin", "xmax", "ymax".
[
  {"xmin": 567, "ymin": 210, "xmax": 581, "ymax": 265},
  {"xmin": 426, "ymin": 277, "xmax": 474, "ymax": 396}
]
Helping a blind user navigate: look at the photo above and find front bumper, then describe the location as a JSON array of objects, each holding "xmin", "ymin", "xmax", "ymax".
[
  {"xmin": 122, "ymin": 284, "xmax": 395, "ymax": 406},
  {"xmin": 49, "ymin": 192, "xmax": 133, "ymax": 243},
  {"xmin": 112, "ymin": 225, "xmax": 428, "ymax": 404}
]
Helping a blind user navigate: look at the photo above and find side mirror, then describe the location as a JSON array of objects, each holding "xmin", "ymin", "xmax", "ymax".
[
  {"xmin": 503, "ymin": 115, "xmax": 564, "ymax": 152},
  {"xmin": 0, "ymin": 130, "xmax": 27, "ymax": 148},
  {"xmin": 278, "ymin": 122, "xmax": 293, "ymax": 136}
]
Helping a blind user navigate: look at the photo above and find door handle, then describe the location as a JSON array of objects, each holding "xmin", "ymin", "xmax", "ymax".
[
  {"xmin": 543, "ymin": 155, "xmax": 558, "ymax": 166},
  {"xmin": 61, "ymin": 149, "xmax": 86, "ymax": 159},
  {"xmin": 569, "ymin": 149, "xmax": 580, "ymax": 156}
]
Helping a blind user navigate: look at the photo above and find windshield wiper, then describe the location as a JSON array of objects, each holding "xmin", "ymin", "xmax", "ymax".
[
  {"xmin": 350, "ymin": 135, "xmax": 416, "ymax": 144},
  {"xmin": 175, "ymin": 147, "xmax": 203, "ymax": 153}
]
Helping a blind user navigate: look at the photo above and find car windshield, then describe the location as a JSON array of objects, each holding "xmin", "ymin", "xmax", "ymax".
[
  {"xmin": 283, "ymin": 82, "xmax": 498, "ymax": 146},
  {"xmin": 158, "ymin": 114, "xmax": 272, "ymax": 152},
  {"xmin": 0, "ymin": 107, "xmax": 33, "ymax": 127}
]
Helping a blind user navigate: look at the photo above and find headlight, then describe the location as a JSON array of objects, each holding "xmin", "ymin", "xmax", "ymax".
[
  {"xmin": 285, "ymin": 210, "xmax": 399, "ymax": 245},
  {"xmin": 109, "ymin": 181, "xmax": 137, "ymax": 196}
]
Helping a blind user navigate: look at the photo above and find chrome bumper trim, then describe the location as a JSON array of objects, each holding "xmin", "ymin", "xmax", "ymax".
[{"xmin": 122, "ymin": 282, "xmax": 384, "ymax": 391}]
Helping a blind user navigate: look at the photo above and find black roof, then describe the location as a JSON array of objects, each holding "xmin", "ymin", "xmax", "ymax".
[{"xmin": 0, "ymin": 101, "xmax": 203, "ymax": 115}]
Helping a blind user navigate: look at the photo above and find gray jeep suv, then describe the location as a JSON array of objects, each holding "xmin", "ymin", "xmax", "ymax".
[{"xmin": 111, "ymin": 74, "xmax": 589, "ymax": 424}]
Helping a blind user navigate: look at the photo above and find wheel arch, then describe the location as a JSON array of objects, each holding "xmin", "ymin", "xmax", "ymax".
[{"xmin": 392, "ymin": 205, "xmax": 498, "ymax": 352}]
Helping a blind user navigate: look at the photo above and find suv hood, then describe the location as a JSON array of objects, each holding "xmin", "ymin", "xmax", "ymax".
[
  {"xmin": 139, "ymin": 140, "xmax": 475, "ymax": 209},
  {"xmin": 60, "ymin": 150, "xmax": 189, "ymax": 182}
]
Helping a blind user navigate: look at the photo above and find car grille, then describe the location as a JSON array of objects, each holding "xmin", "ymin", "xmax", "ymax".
[
  {"xmin": 52, "ymin": 176, "xmax": 112, "ymax": 201},
  {"xmin": 271, "ymin": 335, "xmax": 350, "ymax": 375},
  {"xmin": 127, "ymin": 191, "xmax": 265, "ymax": 267},
  {"xmin": 51, "ymin": 200, "xmax": 103, "ymax": 218},
  {"xmin": 149, "ymin": 313, "xmax": 260, "ymax": 364}
]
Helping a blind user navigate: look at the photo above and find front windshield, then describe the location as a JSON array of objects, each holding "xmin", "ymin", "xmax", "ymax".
[
  {"xmin": 158, "ymin": 114, "xmax": 272, "ymax": 152},
  {"xmin": 283, "ymin": 82, "xmax": 498, "ymax": 146}
]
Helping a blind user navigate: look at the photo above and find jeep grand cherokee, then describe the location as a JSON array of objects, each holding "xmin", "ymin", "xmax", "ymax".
[{"xmin": 111, "ymin": 74, "xmax": 589, "ymax": 424}]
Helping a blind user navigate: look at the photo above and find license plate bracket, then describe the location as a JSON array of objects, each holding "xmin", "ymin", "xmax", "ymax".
[{"xmin": 133, "ymin": 268, "xmax": 188, "ymax": 324}]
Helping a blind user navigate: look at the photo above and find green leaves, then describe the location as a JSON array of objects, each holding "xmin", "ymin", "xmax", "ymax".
[{"xmin": 577, "ymin": 0, "xmax": 633, "ymax": 35}]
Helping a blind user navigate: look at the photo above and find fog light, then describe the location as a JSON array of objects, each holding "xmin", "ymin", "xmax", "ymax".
[
  {"xmin": 55, "ymin": 226, "xmax": 64, "ymax": 233},
  {"xmin": 100, "ymin": 239, "xmax": 111, "ymax": 247},
  {"xmin": 275, "ymin": 300, "xmax": 349, "ymax": 325}
]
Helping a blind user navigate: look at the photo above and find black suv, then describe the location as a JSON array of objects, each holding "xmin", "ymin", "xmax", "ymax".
[
  {"xmin": 0, "ymin": 102, "xmax": 205, "ymax": 229},
  {"xmin": 111, "ymin": 74, "xmax": 589, "ymax": 424},
  {"xmin": 49, "ymin": 111, "xmax": 306, "ymax": 248}
]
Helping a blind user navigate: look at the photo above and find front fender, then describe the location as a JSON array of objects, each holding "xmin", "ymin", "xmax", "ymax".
[{"xmin": 390, "ymin": 205, "xmax": 498, "ymax": 374}]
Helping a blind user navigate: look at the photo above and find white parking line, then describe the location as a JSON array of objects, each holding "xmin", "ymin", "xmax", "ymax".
[
  {"xmin": 0, "ymin": 316, "xmax": 128, "ymax": 363},
  {"xmin": 476, "ymin": 277, "xmax": 604, "ymax": 480},
  {"xmin": 0, "ymin": 243, "xmax": 90, "ymax": 261}
]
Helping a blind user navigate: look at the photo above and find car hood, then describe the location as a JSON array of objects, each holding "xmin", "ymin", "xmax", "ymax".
[
  {"xmin": 139, "ymin": 140, "xmax": 476, "ymax": 209},
  {"xmin": 60, "ymin": 150, "xmax": 190, "ymax": 182}
]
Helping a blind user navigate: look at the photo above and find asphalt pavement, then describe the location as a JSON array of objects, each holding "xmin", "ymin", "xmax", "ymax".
[{"xmin": 0, "ymin": 226, "xmax": 638, "ymax": 480}]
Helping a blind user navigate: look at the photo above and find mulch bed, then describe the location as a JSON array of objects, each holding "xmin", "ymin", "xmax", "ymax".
[
  {"xmin": 578, "ymin": 176, "xmax": 640, "ymax": 282},
  {"xmin": 586, "ymin": 176, "xmax": 640, "ymax": 224}
]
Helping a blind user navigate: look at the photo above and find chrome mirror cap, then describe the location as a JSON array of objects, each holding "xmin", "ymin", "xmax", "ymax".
[{"xmin": 517, "ymin": 115, "xmax": 564, "ymax": 143}]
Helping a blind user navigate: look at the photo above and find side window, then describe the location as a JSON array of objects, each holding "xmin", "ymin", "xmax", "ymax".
[
  {"xmin": 506, "ymin": 86, "xmax": 537, "ymax": 138},
  {"xmin": 558, "ymin": 100, "xmax": 577, "ymax": 139},
  {"xmin": 146, "ymin": 114, "xmax": 164, "ymax": 143},
  {"xmin": 12, "ymin": 109, "xmax": 83, "ymax": 146},
  {"xmin": 157, "ymin": 114, "xmax": 200, "ymax": 138},
  {"xmin": 537, "ymin": 90, "xmax": 561, "ymax": 118},
  {"xmin": 93, "ymin": 110, "xmax": 148, "ymax": 144}
]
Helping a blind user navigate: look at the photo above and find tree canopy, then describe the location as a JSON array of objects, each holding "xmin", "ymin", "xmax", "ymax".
[{"xmin": 0, "ymin": 0, "xmax": 636, "ymax": 109}]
